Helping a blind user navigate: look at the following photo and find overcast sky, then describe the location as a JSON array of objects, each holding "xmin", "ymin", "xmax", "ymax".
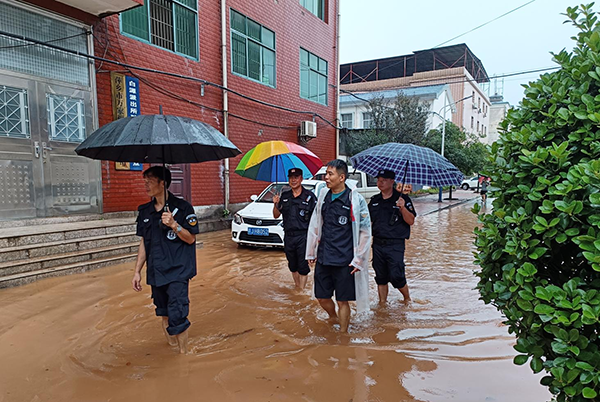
[{"xmin": 339, "ymin": 0, "xmax": 585, "ymax": 106}]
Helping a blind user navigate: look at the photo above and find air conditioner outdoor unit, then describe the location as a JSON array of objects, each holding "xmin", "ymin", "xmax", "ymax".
[{"xmin": 299, "ymin": 121, "xmax": 317, "ymax": 138}]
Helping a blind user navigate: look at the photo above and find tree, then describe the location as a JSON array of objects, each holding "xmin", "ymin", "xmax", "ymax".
[
  {"xmin": 422, "ymin": 122, "xmax": 488, "ymax": 175},
  {"xmin": 474, "ymin": 5, "xmax": 600, "ymax": 401},
  {"xmin": 344, "ymin": 92, "xmax": 429, "ymax": 156}
]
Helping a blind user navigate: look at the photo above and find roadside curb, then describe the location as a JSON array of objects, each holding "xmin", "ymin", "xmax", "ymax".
[{"xmin": 420, "ymin": 196, "xmax": 479, "ymax": 216}]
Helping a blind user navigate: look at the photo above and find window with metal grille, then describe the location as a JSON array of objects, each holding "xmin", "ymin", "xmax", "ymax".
[
  {"xmin": 300, "ymin": 48, "xmax": 327, "ymax": 105},
  {"xmin": 340, "ymin": 113, "xmax": 353, "ymax": 129},
  {"xmin": 0, "ymin": 2, "xmax": 89, "ymax": 86},
  {"xmin": 121, "ymin": 0, "xmax": 198, "ymax": 59},
  {"xmin": 300, "ymin": 0, "xmax": 325, "ymax": 21},
  {"xmin": 46, "ymin": 94, "xmax": 85, "ymax": 143},
  {"xmin": 230, "ymin": 9, "xmax": 276, "ymax": 88},
  {"xmin": 0, "ymin": 86, "xmax": 30, "ymax": 139}
]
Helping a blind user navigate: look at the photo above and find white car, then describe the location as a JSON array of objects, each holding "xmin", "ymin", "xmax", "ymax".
[
  {"xmin": 461, "ymin": 176, "xmax": 482, "ymax": 190},
  {"xmin": 231, "ymin": 180, "xmax": 327, "ymax": 248},
  {"xmin": 312, "ymin": 166, "xmax": 379, "ymax": 201}
]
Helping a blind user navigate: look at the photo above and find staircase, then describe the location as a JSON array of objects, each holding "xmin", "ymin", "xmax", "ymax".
[
  {"xmin": 0, "ymin": 211, "xmax": 229, "ymax": 289},
  {"xmin": 0, "ymin": 213, "xmax": 139, "ymax": 288}
]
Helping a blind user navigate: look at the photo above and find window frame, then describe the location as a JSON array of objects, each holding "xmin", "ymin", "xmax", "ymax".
[
  {"xmin": 362, "ymin": 112, "xmax": 373, "ymax": 129},
  {"xmin": 299, "ymin": 0, "xmax": 326, "ymax": 21},
  {"xmin": 299, "ymin": 48, "xmax": 328, "ymax": 106},
  {"xmin": 229, "ymin": 8, "xmax": 277, "ymax": 88},
  {"xmin": 340, "ymin": 113, "xmax": 353, "ymax": 129},
  {"xmin": 120, "ymin": 0, "xmax": 199, "ymax": 61}
]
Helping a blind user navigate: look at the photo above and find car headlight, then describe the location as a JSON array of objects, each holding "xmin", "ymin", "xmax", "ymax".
[{"xmin": 233, "ymin": 213, "xmax": 243, "ymax": 225}]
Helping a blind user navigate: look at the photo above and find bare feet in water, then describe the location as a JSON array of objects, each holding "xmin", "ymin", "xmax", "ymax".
[
  {"xmin": 176, "ymin": 330, "xmax": 189, "ymax": 354},
  {"xmin": 162, "ymin": 317, "xmax": 178, "ymax": 346}
]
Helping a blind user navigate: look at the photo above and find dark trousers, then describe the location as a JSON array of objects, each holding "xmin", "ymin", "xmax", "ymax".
[
  {"xmin": 284, "ymin": 232, "xmax": 310, "ymax": 276},
  {"xmin": 314, "ymin": 262, "xmax": 356, "ymax": 301},
  {"xmin": 372, "ymin": 240, "xmax": 407, "ymax": 289},
  {"xmin": 151, "ymin": 280, "xmax": 190, "ymax": 336}
]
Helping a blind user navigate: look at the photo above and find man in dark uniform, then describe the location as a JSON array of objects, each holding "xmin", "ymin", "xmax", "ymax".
[
  {"xmin": 307, "ymin": 160, "xmax": 371, "ymax": 333},
  {"xmin": 132, "ymin": 166, "xmax": 199, "ymax": 354},
  {"xmin": 369, "ymin": 169, "xmax": 416, "ymax": 304},
  {"xmin": 272, "ymin": 168, "xmax": 316, "ymax": 289}
]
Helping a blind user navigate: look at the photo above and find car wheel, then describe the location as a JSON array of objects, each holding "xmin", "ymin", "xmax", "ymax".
[{"xmin": 461, "ymin": 183, "xmax": 469, "ymax": 190}]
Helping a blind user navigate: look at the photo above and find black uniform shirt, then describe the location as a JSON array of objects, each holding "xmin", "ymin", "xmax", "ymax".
[
  {"xmin": 136, "ymin": 192, "xmax": 200, "ymax": 287},
  {"xmin": 368, "ymin": 189, "xmax": 417, "ymax": 240},
  {"xmin": 317, "ymin": 187, "xmax": 354, "ymax": 266},
  {"xmin": 277, "ymin": 186, "xmax": 317, "ymax": 233}
]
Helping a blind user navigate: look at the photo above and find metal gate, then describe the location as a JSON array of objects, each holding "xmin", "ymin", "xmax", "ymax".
[{"xmin": 0, "ymin": 1, "xmax": 100, "ymax": 219}]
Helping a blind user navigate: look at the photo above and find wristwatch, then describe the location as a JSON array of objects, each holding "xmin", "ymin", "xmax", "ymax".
[{"xmin": 176, "ymin": 224, "xmax": 183, "ymax": 233}]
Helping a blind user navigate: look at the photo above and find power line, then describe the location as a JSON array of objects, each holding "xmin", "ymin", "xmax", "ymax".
[
  {"xmin": 0, "ymin": 29, "xmax": 339, "ymax": 129},
  {"xmin": 0, "ymin": 31, "xmax": 90, "ymax": 50},
  {"xmin": 343, "ymin": 0, "xmax": 537, "ymax": 82},
  {"xmin": 434, "ymin": 0, "xmax": 537, "ymax": 48}
]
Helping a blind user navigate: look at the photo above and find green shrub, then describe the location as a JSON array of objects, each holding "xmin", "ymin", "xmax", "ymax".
[{"xmin": 474, "ymin": 4, "xmax": 600, "ymax": 401}]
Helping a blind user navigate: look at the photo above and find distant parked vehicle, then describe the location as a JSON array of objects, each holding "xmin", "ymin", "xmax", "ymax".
[
  {"xmin": 312, "ymin": 166, "xmax": 379, "ymax": 201},
  {"xmin": 461, "ymin": 176, "xmax": 480, "ymax": 190},
  {"xmin": 231, "ymin": 180, "xmax": 326, "ymax": 248}
]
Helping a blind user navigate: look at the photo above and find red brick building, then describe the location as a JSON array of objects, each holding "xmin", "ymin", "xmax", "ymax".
[{"xmin": 0, "ymin": 0, "xmax": 338, "ymax": 220}]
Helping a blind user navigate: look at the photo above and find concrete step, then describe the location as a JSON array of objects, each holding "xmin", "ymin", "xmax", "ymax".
[
  {"xmin": 0, "ymin": 215, "xmax": 218, "ymax": 289},
  {"xmin": 0, "ymin": 253, "xmax": 138, "ymax": 289},
  {"xmin": 0, "ymin": 231, "xmax": 138, "ymax": 263},
  {"xmin": 0, "ymin": 211, "xmax": 136, "ymax": 229},
  {"xmin": 0, "ymin": 218, "xmax": 136, "ymax": 248},
  {"xmin": 0, "ymin": 242, "xmax": 139, "ymax": 277}
]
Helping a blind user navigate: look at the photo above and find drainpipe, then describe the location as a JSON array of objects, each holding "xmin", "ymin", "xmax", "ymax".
[
  {"xmin": 221, "ymin": 0, "xmax": 230, "ymax": 211},
  {"xmin": 335, "ymin": 0, "xmax": 341, "ymax": 159}
]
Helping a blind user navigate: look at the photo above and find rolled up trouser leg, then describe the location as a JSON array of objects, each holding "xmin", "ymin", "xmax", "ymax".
[{"xmin": 165, "ymin": 280, "xmax": 191, "ymax": 336}]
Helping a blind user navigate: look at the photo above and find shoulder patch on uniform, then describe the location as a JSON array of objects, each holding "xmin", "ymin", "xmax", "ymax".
[{"xmin": 186, "ymin": 214, "xmax": 198, "ymax": 227}]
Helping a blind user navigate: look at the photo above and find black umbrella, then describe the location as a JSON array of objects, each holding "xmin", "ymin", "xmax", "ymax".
[
  {"xmin": 75, "ymin": 114, "xmax": 240, "ymax": 163},
  {"xmin": 75, "ymin": 113, "xmax": 241, "ymax": 213}
]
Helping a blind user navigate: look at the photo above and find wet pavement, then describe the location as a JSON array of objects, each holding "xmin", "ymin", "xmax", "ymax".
[{"xmin": 0, "ymin": 194, "xmax": 551, "ymax": 402}]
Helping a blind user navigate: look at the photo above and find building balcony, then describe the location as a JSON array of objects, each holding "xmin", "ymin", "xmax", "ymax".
[{"xmin": 56, "ymin": 0, "xmax": 142, "ymax": 17}]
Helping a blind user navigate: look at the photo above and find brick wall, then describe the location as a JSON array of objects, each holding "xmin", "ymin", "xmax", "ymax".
[{"xmin": 92, "ymin": 0, "xmax": 339, "ymax": 212}]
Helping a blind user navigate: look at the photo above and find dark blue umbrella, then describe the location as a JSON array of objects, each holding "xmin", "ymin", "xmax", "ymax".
[{"xmin": 349, "ymin": 143, "xmax": 463, "ymax": 187}]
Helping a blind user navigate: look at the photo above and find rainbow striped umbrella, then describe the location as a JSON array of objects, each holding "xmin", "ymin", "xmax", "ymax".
[{"xmin": 234, "ymin": 140, "xmax": 323, "ymax": 182}]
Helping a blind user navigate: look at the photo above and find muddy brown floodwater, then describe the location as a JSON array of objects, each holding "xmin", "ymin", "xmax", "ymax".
[{"xmin": 0, "ymin": 201, "xmax": 551, "ymax": 402}]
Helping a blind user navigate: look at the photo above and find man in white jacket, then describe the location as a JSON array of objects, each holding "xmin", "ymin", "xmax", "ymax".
[{"xmin": 306, "ymin": 160, "xmax": 372, "ymax": 332}]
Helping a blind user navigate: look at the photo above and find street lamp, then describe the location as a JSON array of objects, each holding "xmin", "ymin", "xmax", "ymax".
[{"xmin": 432, "ymin": 94, "xmax": 474, "ymax": 202}]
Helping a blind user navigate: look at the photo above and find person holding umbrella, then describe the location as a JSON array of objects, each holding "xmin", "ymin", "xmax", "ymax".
[
  {"xmin": 306, "ymin": 160, "xmax": 371, "ymax": 333},
  {"xmin": 272, "ymin": 167, "xmax": 317, "ymax": 290},
  {"xmin": 369, "ymin": 169, "xmax": 416, "ymax": 304},
  {"xmin": 132, "ymin": 166, "xmax": 200, "ymax": 354}
]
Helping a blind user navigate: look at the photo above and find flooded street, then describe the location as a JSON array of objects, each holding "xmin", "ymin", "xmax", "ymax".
[{"xmin": 0, "ymin": 200, "xmax": 551, "ymax": 402}]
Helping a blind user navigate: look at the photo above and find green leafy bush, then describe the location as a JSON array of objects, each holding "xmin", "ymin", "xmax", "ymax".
[{"xmin": 474, "ymin": 4, "xmax": 600, "ymax": 401}]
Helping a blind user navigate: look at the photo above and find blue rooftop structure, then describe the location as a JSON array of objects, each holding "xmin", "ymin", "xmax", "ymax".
[{"xmin": 340, "ymin": 84, "xmax": 454, "ymax": 107}]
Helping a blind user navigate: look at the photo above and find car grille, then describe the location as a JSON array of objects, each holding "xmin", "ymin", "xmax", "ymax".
[
  {"xmin": 243, "ymin": 218, "xmax": 280, "ymax": 226},
  {"xmin": 239, "ymin": 231, "xmax": 283, "ymax": 244}
]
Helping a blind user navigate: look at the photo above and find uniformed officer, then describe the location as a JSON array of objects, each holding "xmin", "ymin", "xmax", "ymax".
[
  {"xmin": 132, "ymin": 166, "xmax": 199, "ymax": 354},
  {"xmin": 306, "ymin": 159, "xmax": 372, "ymax": 333},
  {"xmin": 369, "ymin": 169, "xmax": 416, "ymax": 304},
  {"xmin": 273, "ymin": 168, "xmax": 316, "ymax": 289}
]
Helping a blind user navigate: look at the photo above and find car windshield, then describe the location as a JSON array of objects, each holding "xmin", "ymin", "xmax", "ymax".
[{"xmin": 256, "ymin": 183, "xmax": 316, "ymax": 203}]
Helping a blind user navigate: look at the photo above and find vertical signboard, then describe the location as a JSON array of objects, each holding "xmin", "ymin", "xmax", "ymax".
[
  {"xmin": 111, "ymin": 72, "xmax": 140, "ymax": 119},
  {"xmin": 111, "ymin": 73, "xmax": 142, "ymax": 171}
]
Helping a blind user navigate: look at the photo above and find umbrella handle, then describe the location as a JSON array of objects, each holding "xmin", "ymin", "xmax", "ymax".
[{"xmin": 399, "ymin": 160, "xmax": 409, "ymax": 193}]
